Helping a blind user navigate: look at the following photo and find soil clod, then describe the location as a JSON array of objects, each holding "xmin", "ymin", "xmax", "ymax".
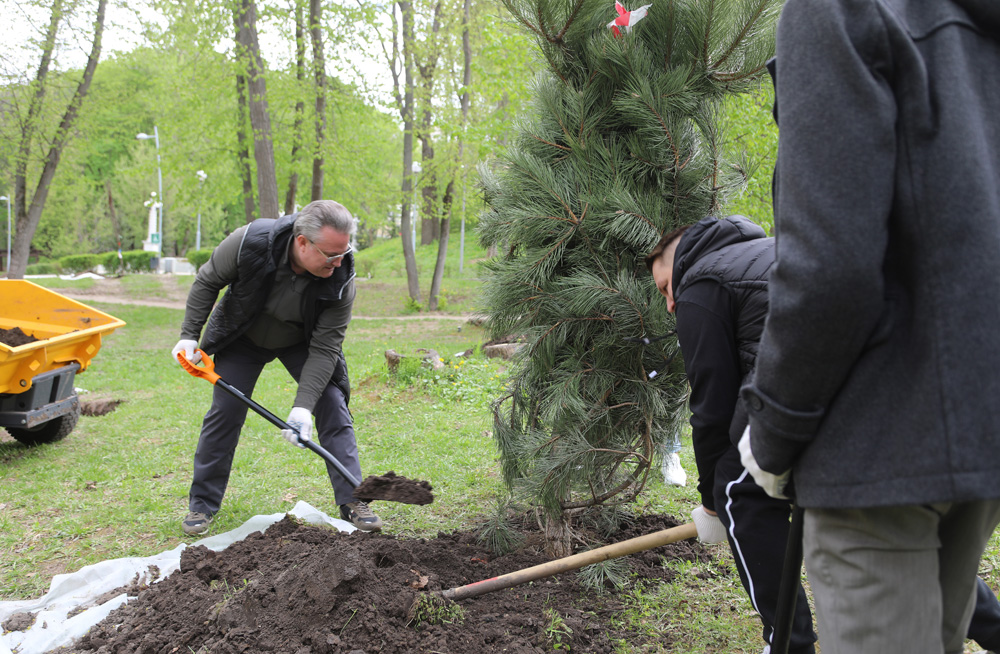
[
  {"xmin": 354, "ymin": 470, "xmax": 434, "ymax": 505},
  {"xmin": 80, "ymin": 398, "xmax": 123, "ymax": 416}
]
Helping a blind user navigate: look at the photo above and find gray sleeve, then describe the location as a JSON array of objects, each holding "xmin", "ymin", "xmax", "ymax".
[
  {"xmin": 293, "ymin": 279, "xmax": 356, "ymax": 410},
  {"xmin": 179, "ymin": 226, "xmax": 247, "ymax": 341},
  {"xmin": 744, "ymin": 0, "xmax": 895, "ymax": 472}
]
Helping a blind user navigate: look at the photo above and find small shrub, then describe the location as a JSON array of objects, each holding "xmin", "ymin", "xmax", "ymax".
[
  {"xmin": 186, "ymin": 248, "xmax": 213, "ymax": 271},
  {"xmin": 59, "ymin": 254, "xmax": 99, "ymax": 275},
  {"xmin": 99, "ymin": 251, "xmax": 124, "ymax": 274},
  {"xmin": 122, "ymin": 250, "xmax": 156, "ymax": 272},
  {"xmin": 402, "ymin": 296, "xmax": 423, "ymax": 314},
  {"xmin": 26, "ymin": 262, "xmax": 62, "ymax": 275}
]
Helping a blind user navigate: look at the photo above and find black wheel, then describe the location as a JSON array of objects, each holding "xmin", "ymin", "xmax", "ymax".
[{"xmin": 6, "ymin": 405, "xmax": 81, "ymax": 446}]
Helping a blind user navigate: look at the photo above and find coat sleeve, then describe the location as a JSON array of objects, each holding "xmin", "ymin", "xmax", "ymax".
[
  {"xmin": 180, "ymin": 227, "xmax": 246, "ymax": 341},
  {"xmin": 675, "ymin": 283, "xmax": 741, "ymax": 512},
  {"xmin": 742, "ymin": 0, "xmax": 896, "ymax": 473}
]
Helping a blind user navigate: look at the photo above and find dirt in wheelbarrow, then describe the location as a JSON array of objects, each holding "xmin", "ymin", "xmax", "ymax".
[
  {"xmin": 55, "ymin": 512, "xmax": 721, "ymax": 654},
  {"xmin": 0, "ymin": 326, "xmax": 38, "ymax": 347}
]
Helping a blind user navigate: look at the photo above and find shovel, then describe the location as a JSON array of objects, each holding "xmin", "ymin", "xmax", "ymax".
[
  {"xmin": 409, "ymin": 521, "xmax": 696, "ymax": 619},
  {"xmin": 178, "ymin": 349, "xmax": 433, "ymax": 506}
]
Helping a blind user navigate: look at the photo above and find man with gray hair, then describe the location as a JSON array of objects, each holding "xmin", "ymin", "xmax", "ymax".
[{"xmin": 171, "ymin": 200, "xmax": 382, "ymax": 535}]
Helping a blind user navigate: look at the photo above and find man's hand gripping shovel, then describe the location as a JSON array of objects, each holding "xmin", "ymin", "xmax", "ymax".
[{"xmin": 177, "ymin": 349, "xmax": 433, "ymax": 506}]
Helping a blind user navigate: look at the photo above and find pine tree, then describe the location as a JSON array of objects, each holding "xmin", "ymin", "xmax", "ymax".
[{"xmin": 479, "ymin": 0, "xmax": 780, "ymax": 555}]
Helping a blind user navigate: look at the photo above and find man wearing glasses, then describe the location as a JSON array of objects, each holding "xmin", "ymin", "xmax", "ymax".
[{"xmin": 170, "ymin": 200, "xmax": 382, "ymax": 535}]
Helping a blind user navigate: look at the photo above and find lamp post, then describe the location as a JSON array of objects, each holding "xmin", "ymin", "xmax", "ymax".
[
  {"xmin": 0, "ymin": 195, "xmax": 9, "ymax": 275},
  {"xmin": 136, "ymin": 127, "xmax": 163, "ymax": 263},
  {"xmin": 195, "ymin": 170, "xmax": 207, "ymax": 250}
]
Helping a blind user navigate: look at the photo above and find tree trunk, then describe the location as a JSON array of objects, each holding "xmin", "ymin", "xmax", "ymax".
[
  {"xmin": 416, "ymin": 1, "xmax": 442, "ymax": 246},
  {"xmin": 309, "ymin": 0, "xmax": 327, "ymax": 201},
  {"xmin": 10, "ymin": 0, "xmax": 106, "ymax": 279},
  {"xmin": 542, "ymin": 512, "xmax": 573, "ymax": 559},
  {"xmin": 284, "ymin": 0, "xmax": 307, "ymax": 216},
  {"xmin": 234, "ymin": 0, "xmax": 279, "ymax": 220},
  {"xmin": 427, "ymin": 179, "xmax": 452, "ymax": 310},
  {"xmin": 397, "ymin": 0, "xmax": 420, "ymax": 302},
  {"xmin": 235, "ymin": 72, "xmax": 256, "ymax": 223}
]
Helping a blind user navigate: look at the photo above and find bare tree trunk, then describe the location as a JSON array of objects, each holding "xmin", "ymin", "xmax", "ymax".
[
  {"xmin": 429, "ymin": 0, "xmax": 471, "ymax": 305},
  {"xmin": 309, "ymin": 0, "xmax": 327, "ymax": 201},
  {"xmin": 235, "ymin": 72, "xmax": 256, "ymax": 223},
  {"xmin": 419, "ymin": 137, "xmax": 436, "ymax": 245},
  {"xmin": 10, "ymin": 0, "xmax": 106, "ymax": 279},
  {"xmin": 234, "ymin": 0, "xmax": 280, "ymax": 219},
  {"xmin": 415, "ymin": 1, "xmax": 442, "ymax": 246},
  {"xmin": 395, "ymin": 1, "xmax": 420, "ymax": 301},
  {"xmin": 284, "ymin": 0, "xmax": 307, "ymax": 216},
  {"xmin": 427, "ymin": 179, "xmax": 452, "ymax": 310},
  {"xmin": 105, "ymin": 180, "xmax": 124, "ymax": 274}
]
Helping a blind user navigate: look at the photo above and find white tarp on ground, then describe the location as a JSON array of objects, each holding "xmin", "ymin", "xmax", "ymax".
[{"xmin": 0, "ymin": 502, "xmax": 353, "ymax": 654}]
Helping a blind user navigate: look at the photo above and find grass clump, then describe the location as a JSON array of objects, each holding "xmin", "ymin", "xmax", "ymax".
[{"xmin": 406, "ymin": 593, "xmax": 466, "ymax": 627}]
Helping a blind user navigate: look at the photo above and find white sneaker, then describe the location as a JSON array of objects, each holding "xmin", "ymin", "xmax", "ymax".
[{"xmin": 662, "ymin": 452, "xmax": 687, "ymax": 487}]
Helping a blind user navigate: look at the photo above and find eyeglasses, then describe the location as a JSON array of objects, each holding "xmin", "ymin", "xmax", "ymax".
[{"xmin": 307, "ymin": 239, "xmax": 353, "ymax": 264}]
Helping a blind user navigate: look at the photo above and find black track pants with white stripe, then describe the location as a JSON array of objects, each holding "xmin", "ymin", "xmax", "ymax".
[{"xmin": 714, "ymin": 445, "xmax": 818, "ymax": 654}]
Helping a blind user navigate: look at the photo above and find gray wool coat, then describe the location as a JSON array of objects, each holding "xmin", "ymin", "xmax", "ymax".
[{"xmin": 741, "ymin": 0, "xmax": 1000, "ymax": 509}]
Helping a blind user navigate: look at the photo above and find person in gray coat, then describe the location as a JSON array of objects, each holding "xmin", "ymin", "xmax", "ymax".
[{"xmin": 738, "ymin": 1, "xmax": 1000, "ymax": 652}]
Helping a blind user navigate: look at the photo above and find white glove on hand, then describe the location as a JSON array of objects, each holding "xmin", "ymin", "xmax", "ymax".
[
  {"xmin": 171, "ymin": 339, "xmax": 200, "ymax": 365},
  {"xmin": 691, "ymin": 506, "xmax": 727, "ymax": 544},
  {"xmin": 738, "ymin": 425, "xmax": 791, "ymax": 500},
  {"xmin": 282, "ymin": 407, "xmax": 312, "ymax": 448}
]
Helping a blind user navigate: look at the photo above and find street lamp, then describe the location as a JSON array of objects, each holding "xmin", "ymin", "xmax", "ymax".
[
  {"xmin": 136, "ymin": 127, "xmax": 163, "ymax": 263},
  {"xmin": 195, "ymin": 170, "xmax": 207, "ymax": 250},
  {"xmin": 0, "ymin": 195, "xmax": 9, "ymax": 275}
]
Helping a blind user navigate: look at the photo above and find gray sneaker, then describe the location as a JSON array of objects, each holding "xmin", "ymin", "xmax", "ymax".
[
  {"xmin": 182, "ymin": 511, "xmax": 214, "ymax": 535},
  {"xmin": 340, "ymin": 501, "xmax": 383, "ymax": 532}
]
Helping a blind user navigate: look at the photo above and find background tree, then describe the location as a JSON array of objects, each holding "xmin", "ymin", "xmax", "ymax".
[
  {"xmin": 479, "ymin": 0, "xmax": 780, "ymax": 555},
  {"xmin": 233, "ymin": 0, "xmax": 280, "ymax": 220},
  {"xmin": 6, "ymin": 0, "xmax": 107, "ymax": 278}
]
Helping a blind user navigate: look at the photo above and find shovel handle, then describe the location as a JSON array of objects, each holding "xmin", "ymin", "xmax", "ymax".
[
  {"xmin": 178, "ymin": 349, "xmax": 220, "ymax": 384},
  {"xmin": 442, "ymin": 521, "xmax": 697, "ymax": 601},
  {"xmin": 177, "ymin": 349, "xmax": 362, "ymax": 488}
]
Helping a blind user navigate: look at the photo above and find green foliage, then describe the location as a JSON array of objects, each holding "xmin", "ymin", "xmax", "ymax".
[
  {"xmin": 121, "ymin": 250, "xmax": 157, "ymax": 273},
  {"xmin": 25, "ymin": 262, "xmax": 62, "ymax": 275},
  {"xmin": 384, "ymin": 351, "xmax": 509, "ymax": 407},
  {"xmin": 542, "ymin": 608, "xmax": 574, "ymax": 650},
  {"xmin": 578, "ymin": 556, "xmax": 630, "ymax": 593},
  {"xmin": 476, "ymin": 501, "xmax": 525, "ymax": 556},
  {"xmin": 185, "ymin": 248, "xmax": 214, "ymax": 272},
  {"xmin": 58, "ymin": 254, "xmax": 100, "ymax": 275},
  {"xmin": 99, "ymin": 251, "xmax": 124, "ymax": 275},
  {"xmin": 406, "ymin": 593, "xmax": 466, "ymax": 627},
  {"xmin": 720, "ymin": 80, "xmax": 778, "ymax": 232},
  {"xmin": 479, "ymin": 0, "xmax": 781, "ymax": 525}
]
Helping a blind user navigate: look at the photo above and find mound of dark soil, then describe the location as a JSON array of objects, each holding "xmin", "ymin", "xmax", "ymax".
[{"xmin": 57, "ymin": 513, "xmax": 715, "ymax": 654}]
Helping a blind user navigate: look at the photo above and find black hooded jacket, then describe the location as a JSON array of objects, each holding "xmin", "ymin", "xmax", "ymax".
[{"xmin": 672, "ymin": 216, "xmax": 773, "ymax": 511}]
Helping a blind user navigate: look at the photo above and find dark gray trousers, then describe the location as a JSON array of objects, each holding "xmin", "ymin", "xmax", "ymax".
[{"xmin": 188, "ymin": 337, "xmax": 361, "ymax": 515}]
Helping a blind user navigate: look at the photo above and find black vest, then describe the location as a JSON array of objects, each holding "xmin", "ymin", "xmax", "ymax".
[
  {"xmin": 200, "ymin": 214, "xmax": 356, "ymax": 401},
  {"xmin": 675, "ymin": 237, "xmax": 774, "ymax": 377}
]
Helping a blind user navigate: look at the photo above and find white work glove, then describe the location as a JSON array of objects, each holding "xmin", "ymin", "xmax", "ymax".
[
  {"xmin": 171, "ymin": 339, "xmax": 200, "ymax": 365},
  {"xmin": 282, "ymin": 407, "xmax": 312, "ymax": 448},
  {"xmin": 738, "ymin": 425, "xmax": 791, "ymax": 500},
  {"xmin": 691, "ymin": 506, "xmax": 727, "ymax": 544}
]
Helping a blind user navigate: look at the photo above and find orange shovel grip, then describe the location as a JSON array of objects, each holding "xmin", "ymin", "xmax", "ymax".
[{"xmin": 177, "ymin": 348, "xmax": 220, "ymax": 384}]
